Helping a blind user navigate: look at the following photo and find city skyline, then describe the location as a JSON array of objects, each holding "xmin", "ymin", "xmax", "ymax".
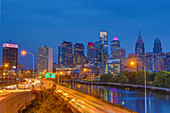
[
  {"xmin": 0, "ymin": 33, "xmax": 169, "ymax": 69},
  {"xmin": 1, "ymin": 0, "xmax": 170, "ymax": 68}
]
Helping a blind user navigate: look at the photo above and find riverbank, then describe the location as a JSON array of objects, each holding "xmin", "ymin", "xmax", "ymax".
[{"xmin": 69, "ymin": 80, "xmax": 170, "ymax": 93}]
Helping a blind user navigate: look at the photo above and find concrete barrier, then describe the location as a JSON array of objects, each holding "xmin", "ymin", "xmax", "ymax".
[{"xmin": 0, "ymin": 91, "xmax": 35, "ymax": 113}]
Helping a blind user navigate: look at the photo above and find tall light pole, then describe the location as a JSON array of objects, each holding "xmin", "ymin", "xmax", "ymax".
[
  {"xmin": 130, "ymin": 61, "xmax": 147, "ymax": 113},
  {"xmin": 21, "ymin": 50, "xmax": 35, "ymax": 79},
  {"xmin": 84, "ymin": 68, "xmax": 93, "ymax": 95}
]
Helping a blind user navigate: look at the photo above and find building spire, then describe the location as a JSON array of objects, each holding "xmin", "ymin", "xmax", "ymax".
[{"xmin": 139, "ymin": 30, "xmax": 141, "ymax": 37}]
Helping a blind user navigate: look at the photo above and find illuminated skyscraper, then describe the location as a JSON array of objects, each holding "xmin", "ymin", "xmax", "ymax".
[
  {"xmin": 3, "ymin": 42, "xmax": 18, "ymax": 70},
  {"xmin": 153, "ymin": 38, "xmax": 162, "ymax": 53},
  {"xmin": 100, "ymin": 31, "xmax": 108, "ymax": 55},
  {"xmin": 87, "ymin": 42, "xmax": 98, "ymax": 64},
  {"xmin": 145, "ymin": 52, "xmax": 154, "ymax": 72},
  {"xmin": 164, "ymin": 52, "xmax": 170, "ymax": 72},
  {"xmin": 111, "ymin": 37, "xmax": 125, "ymax": 60},
  {"xmin": 37, "ymin": 45, "xmax": 53, "ymax": 73},
  {"xmin": 62, "ymin": 41, "xmax": 73, "ymax": 67},
  {"xmin": 135, "ymin": 31, "xmax": 145, "ymax": 55},
  {"xmin": 58, "ymin": 45, "xmax": 67, "ymax": 67},
  {"xmin": 73, "ymin": 43, "xmax": 85, "ymax": 65},
  {"xmin": 95, "ymin": 40, "xmax": 104, "ymax": 63}
]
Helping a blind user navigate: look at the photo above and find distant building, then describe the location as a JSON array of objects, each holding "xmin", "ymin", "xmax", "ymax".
[
  {"xmin": 87, "ymin": 42, "xmax": 98, "ymax": 64},
  {"xmin": 124, "ymin": 53, "xmax": 144, "ymax": 71},
  {"xmin": 153, "ymin": 38, "xmax": 162, "ymax": 53},
  {"xmin": 3, "ymin": 42, "xmax": 18, "ymax": 70},
  {"xmin": 17, "ymin": 64, "xmax": 24, "ymax": 70},
  {"xmin": 145, "ymin": 52, "xmax": 154, "ymax": 72},
  {"xmin": 37, "ymin": 45, "xmax": 53, "ymax": 73},
  {"xmin": 105, "ymin": 59, "xmax": 121, "ymax": 75},
  {"xmin": 62, "ymin": 41, "xmax": 73, "ymax": 67},
  {"xmin": 164, "ymin": 52, "xmax": 170, "ymax": 72},
  {"xmin": 135, "ymin": 31, "xmax": 145, "ymax": 55},
  {"xmin": 153, "ymin": 52, "xmax": 166, "ymax": 72},
  {"xmin": 58, "ymin": 45, "xmax": 67, "ymax": 67},
  {"xmin": 88, "ymin": 48, "xmax": 98, "ymax": 64},
  {"xmin": 99, "ymin": 31, "xmax": 108, "ymax": 55},
  {"xmin": 73, "ymin": 43, "xmax": 85, "ymax": 66},
  {"xmin": 111, "ymin": 37, "xmax": 125, "ymax": 60},
  {"xmin": 95, "ymin": 40, "xmax": 105, "ymax": 64}
]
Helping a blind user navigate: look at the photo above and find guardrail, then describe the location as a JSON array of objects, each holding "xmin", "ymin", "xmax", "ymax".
[{"xmin": 72, "ymin": 80, "xmax": 170, "ymax": 92}]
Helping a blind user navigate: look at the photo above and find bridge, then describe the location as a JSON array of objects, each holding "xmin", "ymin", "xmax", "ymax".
[{"xmin": 0, "ymin": 91, "xmax": 35, "ymax": 113}]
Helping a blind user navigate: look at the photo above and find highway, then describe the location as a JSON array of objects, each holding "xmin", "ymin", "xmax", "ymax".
[
  {"xmin": 56, "ymin": 85, "xmax": 136, "ymax": 113},
  {"xmin": 0, "ymin": 79, "xmax": 42, "ymax": 96}
]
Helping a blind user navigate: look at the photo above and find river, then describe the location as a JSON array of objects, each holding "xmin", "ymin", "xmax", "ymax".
[{"xmin": 64, "ymin": 82, "xmax": 170, "ymax": 113}]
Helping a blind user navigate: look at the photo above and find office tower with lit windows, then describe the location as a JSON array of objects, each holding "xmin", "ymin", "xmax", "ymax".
[
  {"xmin": 145, "ymin": 52, "xmax": 154, "ymax": 72},
  {"xmin": 37, "ymin": 45, "xmax": 53, "ymax": 73},
  {"xmin": 111, "ymin": 37, "xmax": 125, "ymax": 60},
  {"xmin": 73, "ymin": 43, "xmax": 85, "ymax": 65},
  {"xmin": 94, "ymin": 40, "xmax": 104, "ymax": 63},
  {"xmin": 62, "ymin": 41, "xmax": 73, "ymax": 67},
  {"xmin": 99, "ymin": 31, "xmax": 108, "ymax": 55},
  {"xmin": 153, "ymin": 38, "xmax": 162, "ymax": 53},
  {"xmin": 164, "ymin": 52, "xmax": 170, "ymax": 72},
  {"xmin": 3, "ymin": 42, "xmax": 18, "ymax": 70},
  {"xmin": 58, "ymin": 45, "xmax": 67, "ymax": 67},
  {"xmin": 105, "ymin": 59, "xmax": 121, "ymax": 75},
  {"xmin": 87, "ymin": 42, "xmax": 98, "ymax": 64},
  {"xmin": 135, "ymin": 31, "xmax": 145, "ymax": 55}
]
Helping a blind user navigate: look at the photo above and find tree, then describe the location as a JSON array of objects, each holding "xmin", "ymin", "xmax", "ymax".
[
  {"xmin": 113, "ymin": 73, "xmax": 128, "ymax": 83},
  {"xmin": 153, "ymin": 71, "xmax": 170, "ymax": 87},
  {"xmin": 124, "ymin": 71, "xmax": 137, "ymax": 84},
  {"xmin": 135, "ymin": 70, "xmax": 144, "ymax": 85},
  {"xmin": 100, "ymin": 73, "xmax": 113, "ymax": 82}
]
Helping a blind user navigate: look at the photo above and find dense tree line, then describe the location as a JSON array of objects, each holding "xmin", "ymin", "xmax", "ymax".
[{"xmin": 100, "ymin": 70, "xmax": 170, "ymax": 88}]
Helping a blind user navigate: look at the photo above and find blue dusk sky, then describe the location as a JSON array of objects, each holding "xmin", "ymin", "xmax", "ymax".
[{"xmin": 0, "ymin": 0, "xmax": 170, "ymax": 69}]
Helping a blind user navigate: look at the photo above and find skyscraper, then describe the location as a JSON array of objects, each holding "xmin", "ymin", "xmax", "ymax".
[
  {"xmin": 111, "ymin": 37, "xmax": 125, "ymax": 60},
  {"xmin": 58, "ymin": 45, "xmax": 67, "ymax": 67},
  {"xmin": 95, "ymin": 40, "xmax": 104, "ymax": 63},
  {"xmin": 135, "ymin": 31, "xmax": 145, "ymax": 55},
  {"xmin": 87, "ymin": 42, "xmax": 95, "ymax": 59},
  {"xmin": 37, "ymin": 45, "xmax": 53, "ymax": 73},
  {"xmin": 153, "ymin": 38, "xmax": 162, "ymax": 53},
  {"xmin": 62, "ymin": 41, "xmax": 73, "ymax": 67},
  {"xmin": 87, "ymin": 42, "xmax": 98, "ymax": 64},
  {"xmin": 3, "ymin": 42, "xmax": 18, "ymax": 70},
  {"xmin": 100, "ymin": 31, "xmax": 108, "ymax": 55},
  {"xmin": 73, "ymin": 43, "xmax": 85, "ymax": 65},
  {"xmin": 145, "ymin": 52, "xmax": 154, "ymax": 72},
  {"xmin": 164, "ymin": 52, "xmax": 170, "ymax": 72}
]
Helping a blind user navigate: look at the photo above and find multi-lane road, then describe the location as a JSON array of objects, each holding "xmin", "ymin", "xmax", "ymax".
[{"xmin": 56, "ymin": 85, "xmax": 136, "ymax": 113}]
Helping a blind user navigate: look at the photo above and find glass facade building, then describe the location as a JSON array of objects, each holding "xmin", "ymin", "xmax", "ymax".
[
  {"xmin": 153, "ymin": 38, "xmax": 162, "ymax": 53},
  {"xmin": 111, "ymin": 37, "xmax": 125, "ymax": 60},
  {"xmin": 73, "ymin": 43, "xmax": 85, "ymax": 65},
  {"xmin": 58, "ymin": 45, "xmax": 67, "ymax": 67},
  {"xmin": 62, "ymin": 41, "xmax": 73, "ymax": 67},
  {"xmin": 100, "ymin": 31, "xmax": 108, "ymax": 55},
  {"xmin": 135, "ymin": 31, "xmax": 145, "ymax": 55},
  {"xmin": 3, "ymin": 43, "xmax": 18, "ymax": 70}
]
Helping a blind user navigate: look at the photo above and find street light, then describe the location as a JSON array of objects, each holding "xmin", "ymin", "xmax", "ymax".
[
  {"xmin": 4, "ymin": 64, "xmax": 8, "ymax": 68},
  {"xmin": 84, "ymin": 68, "xmax": 93, "ymax": 95},
  {"xmin": 21, "ymin": 50, "xmax": 35, "ymax": 79},
  {"xmin": 130, "ymin": 61, "xmax": 147, "ymax": 113}
]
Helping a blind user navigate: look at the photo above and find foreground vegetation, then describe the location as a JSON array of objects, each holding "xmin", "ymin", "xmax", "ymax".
[
  {"xmin": 100, "ymin": 70, "xmax": 170, "ymax": 88},
  {"xmin": 23, "ymin": 88, "xmax": 73, "ymax": 113}
]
